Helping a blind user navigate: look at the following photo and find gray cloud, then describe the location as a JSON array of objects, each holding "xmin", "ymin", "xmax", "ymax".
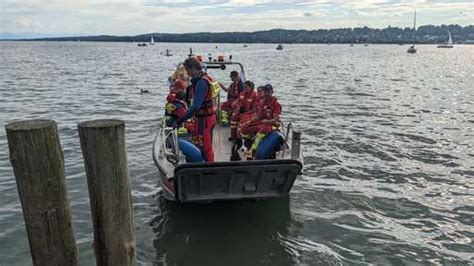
[{"xmin": 1, "ymin": 0, "xmax": 473, "ymax": 35}]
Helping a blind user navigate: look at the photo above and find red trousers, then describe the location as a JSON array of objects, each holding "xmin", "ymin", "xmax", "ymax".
[{"xmin": 193, "ymin": 114, "xmax": 216, "ymax": 162}]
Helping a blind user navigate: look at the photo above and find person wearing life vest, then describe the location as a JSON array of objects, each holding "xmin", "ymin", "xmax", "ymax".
[
  {"xmin": 240, "ymin": 84, "xmax": 282, "ymax": 155},
  {"xmin": 165, "ymin": 90, "xmax": 188, "ymax": 125},
  {"xmin": 219, "ymin": 71, "xmax": 244, "ymax": 125},
  {"xmin": 174, "ymin": 57, "xmax": 216, "ymax": 162},
  {"xmin": 165, "ymin": 80, "xmax": 192, "ymax": 135},
  {"xmin": 229, "ymin": 80, "xmax": 258, "ymax": 140}
]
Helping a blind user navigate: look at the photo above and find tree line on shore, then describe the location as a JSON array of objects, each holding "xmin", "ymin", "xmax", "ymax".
[{"xmin": 25, "ymin": 24, "xmax": 474, "ymax": 44}]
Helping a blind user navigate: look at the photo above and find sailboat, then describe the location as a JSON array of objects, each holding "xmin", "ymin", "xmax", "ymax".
[
  {"xmin": 407, "ymin": 10, "xmax": 417, "ymax": 54},
  {"xmin": 437, "ymin": 31, "xmax": 454, "ymax": 48},
  {"xmin": 150, "ymin": 36, "xmax": 155, "ymax": 45},
  {"xmin": 276, "ymin": 27, "xmax": 283, "ymax": 50}
]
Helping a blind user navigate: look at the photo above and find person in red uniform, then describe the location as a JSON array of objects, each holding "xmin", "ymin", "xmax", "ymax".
[
  {"xmin": 220, "ymin": 70, "xmax": 244, "ymax": 113},
  {"xmin": 229, "ymin": 80, "xmax": 258, "ymax": 140},
  {"xmin": 240, "ymin": 84, "xmax": 282, "ymax": 138},
  {"xmin": 165, "ymin": 80, "xmax": 188, "ymax": 127},
  {"xmin": 175, "ymin": 57, "xmax": 216, "ymax": 162}
]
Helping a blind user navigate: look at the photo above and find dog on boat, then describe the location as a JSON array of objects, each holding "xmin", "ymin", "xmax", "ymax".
[{"xmin": 230, "ymin": 138, "xmax": 253, "ymax": 161}]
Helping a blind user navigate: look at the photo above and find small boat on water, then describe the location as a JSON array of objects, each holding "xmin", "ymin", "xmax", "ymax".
[
  {"xmin": 138, "ymin": 43, "xmax": 147, "ymax": 47},
  {"xmin": 153, "ymin": 59, "xmax": 303, "ymax": 203},
  {"xmin": 276, "ymin": 44, "xmax": 283, "ymax": 50},
  {"xmin": 165, "ymin": 49, "xmax": 173, "ymax": 56},
  {"xmin": 150, "ymin": 36, "xmax": 155, "ymax": 45},
  {"xmin": 407, "ymin": 10, "xmax": 417, "ymax": 54},
  {"xmin": 437, "ymin": 31, "xmax": 454, "ymax": 48}
]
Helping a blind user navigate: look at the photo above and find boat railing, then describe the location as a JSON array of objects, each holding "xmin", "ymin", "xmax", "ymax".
[
  {"xmin": 278, "ymin": 122, "xmax": 302, "ymax": 160},
  {"xmin": 162, "ymin": 126, "xmax": 179, "ymax": 165}
]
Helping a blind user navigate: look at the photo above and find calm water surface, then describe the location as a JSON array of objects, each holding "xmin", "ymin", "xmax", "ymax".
[{"xmin": 0, "ymin": 42, "xmax": 473, "ymax": 265}]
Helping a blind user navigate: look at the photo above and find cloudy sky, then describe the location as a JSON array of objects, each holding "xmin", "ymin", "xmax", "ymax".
[{"xmin": 1, "ymin": 0, "xmax": 473, "ymax": 37}]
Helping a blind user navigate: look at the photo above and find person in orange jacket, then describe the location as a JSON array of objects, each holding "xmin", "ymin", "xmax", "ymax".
[
  {"xmin": 174, "ymin": 57, "xmax": 217, "ymax": 162},
  {"xmin": 240, "ymin": 84, "xmax": 282, "ymax": 154},
  {"xmin": 219, "ymin": 71, "xmax": 244, "ymax": 124},
  {"xmin": 165, "ymin": 81, "xmax": 188, "ymax": 127},
  {"xmin": 229, "ymin": 80, "xmax": 258, "ymax": 140}
]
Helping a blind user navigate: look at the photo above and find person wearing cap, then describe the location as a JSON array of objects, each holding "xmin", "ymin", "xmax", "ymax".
[
  {"xmin": 240, "ymin": 84, "xmax": 282, "ymax": 156},
  {"xmin": 219, "ymin": 70, "xmax": 244, "ymax": 125},
  {"xmin": 175, "ymin": 57, "xmax": 217, "ymax": 162},
  {"xmin": 229, "ymin": 80, "xmax": 258, "ymax": 140}
]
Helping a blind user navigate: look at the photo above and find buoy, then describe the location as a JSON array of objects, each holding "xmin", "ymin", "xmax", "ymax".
[
  {"xmin": 178, "ymin": 138, "xmax": 204, "ymax": 162},
  {"xmin": 254, "ymin": 131, "xmax": 284, "ymax": 160}
]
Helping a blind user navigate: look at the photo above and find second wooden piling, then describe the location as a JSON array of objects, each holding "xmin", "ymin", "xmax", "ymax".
[{"xmin": 78, "ymin": 119, "xmax": 136, "ymax": 266}]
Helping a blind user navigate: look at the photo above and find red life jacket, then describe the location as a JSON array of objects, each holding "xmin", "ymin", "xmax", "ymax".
[
  {"xmin": 192, "ymin": 73, "xmax": 215, "ymax": 116},
  {"xmin": 166, "ymin": 93, "xmax": 188, "ymax": 109},
  {"xmin": 165, "ymin": 92, "xmax": 188, "ymax": 119},
  {"xmin": 258, "ymin": 96, "xmax": 282, "ymax": 120},
  {"xmin": 228, "ymin": 79, "xmax": 243, "ymax": 100},
  {"xmin": 237, "ymin": 90, "xmax": 257, "ymax": 113}
]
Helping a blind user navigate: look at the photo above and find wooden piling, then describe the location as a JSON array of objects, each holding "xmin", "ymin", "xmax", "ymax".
[
  {"xmin": 78, "ymin": 119, "xmax": 136, "ymax": 266},
  {"xmin": 5, "ymin": 119, "xmax": 78, "ymax": 266}
]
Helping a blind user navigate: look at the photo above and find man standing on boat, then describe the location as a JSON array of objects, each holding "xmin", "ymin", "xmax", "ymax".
[
  {"xmin": 175, "ymin": 57, "xmax": 216, "ymax": 162},
  {"xmin": 219, "ymin": 70, "xmax": 244, "ymax": 125}
]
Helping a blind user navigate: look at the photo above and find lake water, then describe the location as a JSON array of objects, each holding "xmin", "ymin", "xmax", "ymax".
[{"xmin": 0, "ymin": 42, "xmax": 473, "ymax": 265}]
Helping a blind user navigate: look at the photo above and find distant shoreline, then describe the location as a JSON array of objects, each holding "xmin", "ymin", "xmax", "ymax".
[
  {"xmin": 2, "ymin": 25, "xmax": 473, "ymax": 44},
  {"xmin": 2, "ymin": 41, "xmax": 474, "ymax": 45}
]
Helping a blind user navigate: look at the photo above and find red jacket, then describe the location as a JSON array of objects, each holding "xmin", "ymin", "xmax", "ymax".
[
  {"xmin": 233, "ymin": 90, "xmax": 257, "ymax": 113},
  {"xmin": 165, "ymin": 92, "xmax": 188, "ymax": 119},
  {"xmin": 227, "ymin": 79, "xmax": 244, "ymax": 100},
  {"xmin": 257, "ymin": 96, "xmax": 281, "ymax": 121}
]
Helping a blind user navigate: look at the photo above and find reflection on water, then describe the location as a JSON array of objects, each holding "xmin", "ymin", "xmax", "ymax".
[
  {"xmin": 0, "ymin": 42, "xmax": 473, "ymax": 265},
  {"xmin": 152, "ymin": 197, "xmax": 296, "ymax": 266}
]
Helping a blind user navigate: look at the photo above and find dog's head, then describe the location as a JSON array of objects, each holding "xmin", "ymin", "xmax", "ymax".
[{"xmin": 231, "ymin": 138, "xmax": 253, "ymax": 161}]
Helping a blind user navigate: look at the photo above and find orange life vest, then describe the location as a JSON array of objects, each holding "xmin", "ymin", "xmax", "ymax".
[
  {"xmin": 258, "ymin": 96, "xmax": 282, "ymax": 120},
  {"xmin": 228, "ymin": 79, "xmax": 243, "ymax": 100},
  {"xmin": 237, "ymin": 90, "xmax": 257, "ymax": 113},
  {"xmin": 192, "ymin": 73, "xmax": 215, "ymax": 116}
]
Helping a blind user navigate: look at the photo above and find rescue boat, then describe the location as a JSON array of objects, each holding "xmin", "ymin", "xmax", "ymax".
[{"xmin": 153, "ymin": 58, "xmax": 303, "ymax": 203}]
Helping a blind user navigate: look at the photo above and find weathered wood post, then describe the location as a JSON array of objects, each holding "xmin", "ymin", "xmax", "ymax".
[
  {"xmin": 78, "ymin": 119, "xmax": 136, "ymax": 266},
  {"xmin": 5, "ymin": 119, "xmax": 78, "ymax": 266}
]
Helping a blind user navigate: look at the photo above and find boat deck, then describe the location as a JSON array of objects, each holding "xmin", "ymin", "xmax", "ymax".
[{"xmin": 212, "ymin": 124, "xmax": 233, "ymax": 162}]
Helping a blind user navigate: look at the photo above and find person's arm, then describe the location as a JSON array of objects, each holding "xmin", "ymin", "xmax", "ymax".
[
  {"xmin": 219, "ymin": 82, "xmax": 229, "ymax": 92},
  {"xmin": 262, "ymin": 101, "xmax": 282, "ymax": 124},
  {"xmin": 177, "ymin": 80, "xmax": 208, "ymax": 123}
]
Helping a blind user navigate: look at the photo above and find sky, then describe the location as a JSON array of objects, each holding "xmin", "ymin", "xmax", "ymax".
[{"xmin": 1, "ymin": 0, "xmax": 473, "ymax": 38}]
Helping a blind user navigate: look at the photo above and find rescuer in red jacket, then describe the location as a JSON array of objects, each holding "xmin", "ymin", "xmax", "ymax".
[
  {"xmin": 240, "ymin": 84, "xmax": 282, "ymax": 153},
  {"xmin": 229, "ymin": 80, "xmax": 258, "ymax": 140},
  {"xmin": 175, "ymin": 57, "xmax": 217, "ymax": 162}
]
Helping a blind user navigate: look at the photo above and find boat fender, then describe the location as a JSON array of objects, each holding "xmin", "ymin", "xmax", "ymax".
[
  {"xmin": 255, "ymin": 131, "xmax": 285, "ymax": 160},
  {"xmin": 178, "ymin": 138, "xmax": 204, "ymax": 163}
]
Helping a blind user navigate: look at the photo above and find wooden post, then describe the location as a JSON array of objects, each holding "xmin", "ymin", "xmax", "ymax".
[
  {"xmin": 5, "ymin": 119, "xmax": 78, "ymax": 266},
  {"xmin": 78, "ymin": 119, "xmax": 136, "ymax": 266}
]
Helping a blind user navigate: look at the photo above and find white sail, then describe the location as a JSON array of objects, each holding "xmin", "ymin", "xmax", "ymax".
[
  {"xmin": 447, "ymin": 31, "xmax": 453, "ymax": 45},
  {"xmin": 150, "ymin": 36, "xmax": 155, "ymax": 44}
]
